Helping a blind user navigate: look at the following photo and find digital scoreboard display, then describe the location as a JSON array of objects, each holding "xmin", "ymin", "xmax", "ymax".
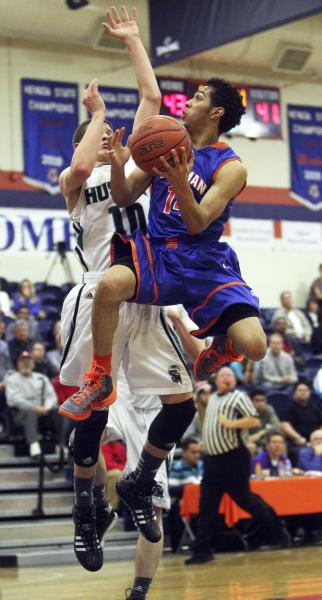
[{"xmin": 157, "ymin": 77, "xmax": 281, "ymax": 139}]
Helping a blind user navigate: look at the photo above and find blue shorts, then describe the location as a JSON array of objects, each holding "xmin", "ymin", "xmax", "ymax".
[{"xmin": 110, "ymin": 231, "xmax": 259, "ymax": 338}]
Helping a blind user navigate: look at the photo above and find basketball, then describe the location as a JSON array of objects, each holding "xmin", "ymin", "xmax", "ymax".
[{"xmin": 128, "ymin": 115, "xmax": 192, "ymax": 176}]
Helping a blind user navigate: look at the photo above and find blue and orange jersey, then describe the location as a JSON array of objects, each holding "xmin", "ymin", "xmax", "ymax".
[{"xmin": 148, "ymin": 142, "xmax": 242, "ymax": 240}]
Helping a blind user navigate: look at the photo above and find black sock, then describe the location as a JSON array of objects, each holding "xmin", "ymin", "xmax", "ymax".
[
  {"xmin": 93, "ymin": 483, "xmax": 108, "ymax": 508},
  {"xmin": 133, "ymin": 448, "xmax": 163, "ymax": 484},
  {"xmin": 128, "ymin": 577, "xmax": 152, "ymax": 600},
  {"xmin": 74, "ymin": 476, "xmax": 94, "ymax": 511}
]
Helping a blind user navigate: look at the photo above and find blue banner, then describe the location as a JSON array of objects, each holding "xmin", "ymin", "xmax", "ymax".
[
  {"xmin": 98, "ymin": 86, "xmax": 139, "ymax": 140},
  {"xmin": 149, "ymin": 0, "xmax": 322, "ymax": 66},
  {"xmin": 288, "ymin": 104, "xmax": 322, "ymax": 211},
  {"xmin": 21, "ymin": 79, "xmax": 79, "ymax": 194}
]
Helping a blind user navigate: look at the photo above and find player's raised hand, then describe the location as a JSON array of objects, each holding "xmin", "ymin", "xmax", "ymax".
[
  {"xmin": 152, "ymin": 147, "xmax": 194, "ymax": 187},
  {"xmin": 106, "ymin": 127, "xmax": 130, "ymax": 168},
  {"xmin": 102, "ymin": 6, "xmax": 139, "ymax": 41},
  {"xmin": 82, "ymin": 79, "xmax": 106, "ymax": 115}
]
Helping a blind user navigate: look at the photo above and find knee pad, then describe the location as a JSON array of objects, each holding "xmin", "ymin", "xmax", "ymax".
[
  {"xmin": 73, "ymin": 411, "xmax": 108, "ymax": 468},
  {"xmin": 148, "ymin": 398, "xmax": 196, "ymax": 451}
]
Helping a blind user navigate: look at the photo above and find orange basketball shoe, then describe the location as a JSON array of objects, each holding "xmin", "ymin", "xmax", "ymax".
[
  {"xmin": 58, "ymin": 363, "xmax": 116, "ymax": 421},
  {"xmin": 194, "ymin": 336, "xmax": 244, "ymax": 380}
]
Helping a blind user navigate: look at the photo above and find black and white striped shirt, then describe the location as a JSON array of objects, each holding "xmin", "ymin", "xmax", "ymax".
[{"xmin": 202, "ymin": 389, "xmax": 258, "ymax": 455}]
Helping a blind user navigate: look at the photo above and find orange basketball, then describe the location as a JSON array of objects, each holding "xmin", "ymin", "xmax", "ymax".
[{"xmin": 128, "ymin": 115, "xmax": 192, "ymax": 176}]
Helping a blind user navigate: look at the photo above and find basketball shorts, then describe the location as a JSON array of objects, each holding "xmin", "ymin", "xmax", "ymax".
[
  {"xmin": 106, "ymin": 383, "xmax": 173, "ymax": 510},
  {"xmin": 60, "ymin": 272, "xmax": 192, "ymax": 396},
  {"xmin": 111, "ymin": 232, "xmax": 260, "ymax": 338}
]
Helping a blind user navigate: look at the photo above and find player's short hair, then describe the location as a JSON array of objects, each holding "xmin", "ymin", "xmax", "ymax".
[
  {"xmin": 72, "ymin": 118, "xmax": 113, "ymax": 145},
  {"xmin": 206, "ymin": 77, "xmax": 245, "ymax": 134}
]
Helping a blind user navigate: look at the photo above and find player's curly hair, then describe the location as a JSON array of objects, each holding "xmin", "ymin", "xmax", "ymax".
[
  {"xmin": 206, "ymin": 78, "xmax": 245, "ymax": 134},
  {"xmin": 72, "ymin": 118, "xmax": 113, "ymax": 145}
]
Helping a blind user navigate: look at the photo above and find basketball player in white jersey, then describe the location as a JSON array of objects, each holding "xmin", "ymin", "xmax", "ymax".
[{"xmin": 58, "ymin": 7, "xmax": 194, "ymax": 599}]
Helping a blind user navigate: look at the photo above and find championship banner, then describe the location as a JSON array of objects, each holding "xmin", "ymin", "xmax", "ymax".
[
  {"xmin": 288, "ymin": 104, "xmax": 322, "ymax": 211},
  {"xmin": 96, "ymin": 85, "xmax": 139, "ymax": 140},
  {"xmin": 21, "ymin": 79, "xmax": 79, "ymax": 194}
]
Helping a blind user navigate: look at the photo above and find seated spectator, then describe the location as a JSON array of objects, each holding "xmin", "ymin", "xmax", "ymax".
[
  {"xmin": 251, "ymin": 431, "xmax": 291, "ymax": 477},
  {"xmin": 308, "ymin": 263, "xmax": 322, "ymax": 302},
  {"xmin": 272, "ymin": 291, "xmax": 312, "ymax": 342},
  {"xmin": 6, "ymin": 306, "xmax": 40, "ymax": 342},
  {"xmin": 0, "ymin": 320, "xmax": 6, "ymax": 340},
  {"xmin": 0, "ymin": 288, "xmax": 13, "ymax": 318},
  {"xmin": 168, "ymin": 437, "xmax": 203, "ymax": 552},
  {"xmin": 311, "ymin": 304, "xmax": 322, "ymax": 356},
  {"xmin": 46, "ymin": 328, "xmax": 63, "ymax": 377},
  {"xmin": 298, "ymin": 429, "xmax": 322, "ymax": 472},
  {"xmin": 272, "ymin": 317, "xmax": 306, "ymax": 373},
  {"xmin": 0, "ymin": 337, "xmax": 11, "ymax": 413},
  {"xmin": 194, "ymin": 383, "xmax": 212, "ymax": 432},
  {"xmin": 8, "ymin": 320, "xmax": 34, "ymax": 366},
  {"xmin": 46, "ymin": 319, "xmax": 61, "ymax": 351},
  {"xmin": 281, "ymin": 382, "xmax": 322, "ymax": 464},
  {"xmin": 101, "ymin": 439, "xmax": 126, "ymax": 511},
  {"xmin": 305, "ymin": 299, "xmax": 319, "ymax": 329},
  {"xmin": 12, "ymin": 279, "xmax": 46, "ymax": 320},
  {"xmin": 5, "ymin": 351, "xmax": 60, "ymax": 457},
  {"xmin": 247, "ymin": 389, "xmax": 281, "ymax": 453},
  {"xmin": 31, "ymin": 341, "xmax": 51, "ymax": 378},
  {"xmin": 254, "ymin": 333, "xmax": 298, "ymax": 392}
]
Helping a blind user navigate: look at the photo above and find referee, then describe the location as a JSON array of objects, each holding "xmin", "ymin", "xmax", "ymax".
[{"xmin": 186, "ymin": 367, "xmax": 290, "ymax": 564}]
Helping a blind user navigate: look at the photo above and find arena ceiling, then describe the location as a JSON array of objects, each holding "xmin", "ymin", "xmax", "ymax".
[{"xmin": 1, "ymin": 0, "xmax": 322, "ymax": 83}]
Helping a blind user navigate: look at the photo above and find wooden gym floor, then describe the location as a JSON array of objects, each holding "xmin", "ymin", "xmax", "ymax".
[{"xmin": 2, "ymin": 547, "xmax": 322, "ymax": 600}]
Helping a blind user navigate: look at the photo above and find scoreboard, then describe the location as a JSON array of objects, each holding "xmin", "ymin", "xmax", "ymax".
[{"xmin": 157, "ymin": 77, "xmax": 282, "ymax": 139}]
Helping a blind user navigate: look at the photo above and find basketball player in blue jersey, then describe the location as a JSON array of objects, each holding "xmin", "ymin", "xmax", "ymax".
[{"xmin": 60, "ymin": 78, "xmax": 267, "ymax": 542}]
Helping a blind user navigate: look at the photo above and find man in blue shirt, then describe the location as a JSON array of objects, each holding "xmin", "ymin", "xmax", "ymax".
[
  {"xmin": 298, "ymin": 429, "xmax": 322, "ymax": 472},
  {"xmin": 168, "ymin": 436, "xmax": 203, "ymax": 552}
]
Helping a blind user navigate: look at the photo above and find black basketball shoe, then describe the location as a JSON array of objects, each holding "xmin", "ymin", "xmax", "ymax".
[
  {"xmin": 116, "ymin": 473, "xmax": 161, "ymax": 543},
  {"xmin": 72, "ymin": 504, "xmax": 103, "ymax": 571},
  {"xmin": 95, "ymin": 503, "xmax": 118, "ymax": 544}
]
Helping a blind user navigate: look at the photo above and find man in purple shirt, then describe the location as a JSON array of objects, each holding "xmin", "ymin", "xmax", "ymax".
[{"xmin": 251, "ymin": 431, "xmax": 291, "ymax": 477}]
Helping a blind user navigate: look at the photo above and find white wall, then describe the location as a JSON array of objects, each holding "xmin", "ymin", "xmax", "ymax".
[{"xmin": 0, "ymin": 37, "xmax": 321, "ymax": 306}]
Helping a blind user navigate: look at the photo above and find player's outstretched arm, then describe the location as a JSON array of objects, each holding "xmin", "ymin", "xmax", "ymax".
[
  {"xmin": 102, "ymin": 5, "xmax": 161, "ymax": 129},
  {"xmin": 59, "ymin": 79, "xmax": 106, "ymax": 213}
]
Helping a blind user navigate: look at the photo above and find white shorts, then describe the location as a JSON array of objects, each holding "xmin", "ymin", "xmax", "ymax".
[
  {"xmin": 105, "ymin": 390, "xmax": 173, "ymax": 510},
  {"xmin": 60, "ymin": 272, "xmax": 192, "ymax": 399}
]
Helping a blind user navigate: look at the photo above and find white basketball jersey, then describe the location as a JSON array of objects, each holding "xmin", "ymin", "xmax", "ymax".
[{"xmin": 71, "ymin": 160, "xmax": 149, "ymax": 273}]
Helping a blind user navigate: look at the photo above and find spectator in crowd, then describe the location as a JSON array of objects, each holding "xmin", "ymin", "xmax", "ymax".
[
  {"xmin": 101, "ymin": 439, "xmax": 126, "ymax": 510},
  {"xmin": 185, "ymin": 367, "xmax": 290, "ymax": 565},
  {"xmin": 305, "ymin": 299, "xmax": 319, "ymax": 330},
  {"xmin": 8, "ymin": 320, "xmax": 34, "ymax": 366},
  {"xmin": 46, "ymin": 327, "xmax": 63, "ymax": 377},
  {"xmin": 6, "ymin": 306, "xmax": 40, "ymax": 342},
  {"xmin": 0, "ymin": 287, "xmax": 13, "ymax": 318},
  {"xmin": 281, "ymin": 382, "xmax": 322, "ymax": 464},
  {"xmin": 0, "ymin": 277, "xmax": 10, "ymax": 296},
  {"xmin": 0, "ymin": 320, "xmax": 6, "ymax": 340},
  {"xmin": 12, "ymin": 279, "xmax": 46, "ymax": 320},
  {"xmin": 254, "ymin": 333, "xmax": 298, "ymax": 392},
  {"xmin": 46, "ymin": 319, "xmax": 62, "ymax": 352},
  {"xmin": 251, "ymin": 431, "xmax": 291, "ymax": 477},
  {"xmin": 168, "ymin": 436, "xmax": 203, "ymax": 552},
  {"xmin": 247, "ymin": 390, "xmax": 281, "ymax": 454},
  {"xmin": 31, "ymin": 341, "xmax": 51, "ymax": 378},
  {"xmin": 0, "ymin": 336, "xmax": 11, "ymax": 412},
  {"xmin": 272, "ymin": 317, "xmax": 306, "ymax": 373},
  {"xmin": 230, "ymin": 358, "xmax": 256, "ymax": 390},
  {"xmin": 5, "ymin": 351, "xmax": 59, "ymax": 457},
  {"xmin": 272, "ymin": 291, "xmax": 312, "ymax": 342},
  {"xmin": 298, "ymin": 429, "xmax": 322, "ymax": 472},
  {"xmin": 309, "ymin": 264, "xmax": 322, "ymax": 302},
  {"xmin": 311, "ymin": 305, "xmax": 322, "ymax": 356}
]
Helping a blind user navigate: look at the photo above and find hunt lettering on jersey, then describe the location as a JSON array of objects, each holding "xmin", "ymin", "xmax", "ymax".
[
  {"xmin": 187, "ymin": 171, "xmax": 207, "ymax": 195},
  {"xmin": 85, "ymin": 181, "xmax": 111, "ymax": 205}
]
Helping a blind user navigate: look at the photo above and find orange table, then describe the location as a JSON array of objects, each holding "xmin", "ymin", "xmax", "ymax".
[{"xmin": 180, "ymin": 477, "xmax": 322, "ymax": 527}]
